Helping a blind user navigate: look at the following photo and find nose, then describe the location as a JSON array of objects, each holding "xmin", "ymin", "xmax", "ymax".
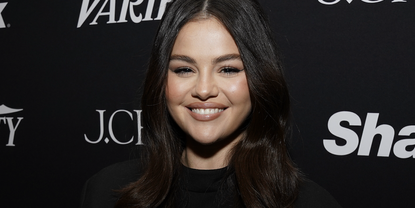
[{"xmin": 192, "ymin": 70, "xmax": 219, "ymax": 100}]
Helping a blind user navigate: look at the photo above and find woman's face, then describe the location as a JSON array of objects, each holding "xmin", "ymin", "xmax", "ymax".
[{"xmin": 166, "ymin": 18, "xmax": 251, "ymax": 145}]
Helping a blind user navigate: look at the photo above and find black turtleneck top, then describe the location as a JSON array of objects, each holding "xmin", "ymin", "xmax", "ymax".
[
  {"xmin": 178, "ymin": 165, "xmax": 232, "ymax": 207},
  {"xmin": 80, "ymin": 160, "xmax": 342, "ymax": 208}
]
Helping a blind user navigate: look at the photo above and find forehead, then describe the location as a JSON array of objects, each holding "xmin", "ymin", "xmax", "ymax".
[{"xmin": 171, "ymin": 18, "xmax": 239, "ymax": 56}]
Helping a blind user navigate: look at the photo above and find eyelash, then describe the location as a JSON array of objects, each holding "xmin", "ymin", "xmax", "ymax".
[
  {"xmin": 173, "ymin": 67, "xmax": 193, "ymax": 75},
  {"xmin": 220, "ymin": 67, "xmax": 243, "ymax": 74},
  {"xmin": 172, "ymin": 66, "xmax": 243, "ymax": 76}
]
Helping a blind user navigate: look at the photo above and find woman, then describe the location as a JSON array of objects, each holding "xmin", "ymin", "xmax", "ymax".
[{"xmin": 81, "ymin": 0, "xmax": 342, "ymax": 207}]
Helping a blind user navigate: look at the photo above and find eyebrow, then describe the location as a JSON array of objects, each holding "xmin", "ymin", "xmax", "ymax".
[
  {"xmin": 169, "ymin": 53, "xmax": 241, "ymax": 65},
  {"xmin": 170, "ymin": 55, "xmax": 196, "ymax": 64},
  {"xmin": 213, "ymin": 54, "xmax": 241, "ymax": 64}
]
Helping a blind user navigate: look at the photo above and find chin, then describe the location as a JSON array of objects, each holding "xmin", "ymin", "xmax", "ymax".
[
  {"xmin": 188, "ymin": 132, "xmax": 241, "ymax": 147},
  {"xmin": 190, "ymin": 136, "xmax": 221, "ymax": 145}
]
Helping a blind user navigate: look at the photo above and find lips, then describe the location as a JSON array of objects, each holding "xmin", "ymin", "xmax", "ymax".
[{"xmin": 186, "ymin": 102, "xmax": 227, "ymax": 121}]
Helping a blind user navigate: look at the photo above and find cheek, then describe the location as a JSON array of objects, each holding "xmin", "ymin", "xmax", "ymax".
[
  {"xmin": 226, "ymin": 78, "xmax": 251, "ymax": 103},
  {"xmin": 166, "ymin": 75, "xmax": 175, "ymax": 105},
  {"xmin": 166, "ymin": 74, "xmax": 188, "ymax": 105}
]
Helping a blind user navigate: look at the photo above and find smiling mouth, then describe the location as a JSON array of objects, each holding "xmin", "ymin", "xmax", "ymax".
[{"xmin": 188, "ymin": 108, "xmax": 226, "ymax": 115}]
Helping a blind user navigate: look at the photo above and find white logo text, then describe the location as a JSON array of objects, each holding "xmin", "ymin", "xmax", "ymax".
[
  {"xmin": 323, "ymin": 111, "xmax": 415, "ymax": 158},
  {"xmin": 0, "ymin": 2, "xmax": 8, "ymax": 28},
  {"xmin": 318, "ymin": 0, "xmax": 406, "ymax": 5},
  {"xmin": 0, "ymin": 104, "xmax": 23, "ymax": 146},
  {"xmin": 77, "ymin": 0, "xmax": 172, "ymax": 28},
  {"xmin": 84, "ymin": 109, "xmax": 143, "ymax": 145}
]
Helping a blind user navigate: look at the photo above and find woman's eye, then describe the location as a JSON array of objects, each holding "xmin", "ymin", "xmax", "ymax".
[
  {"xmin": 220, "ymin": 67, "xmax": 243, "ymax": 75},
  {"xmin": 173, "ymin": 67, "xmax": 193, "ymax": 75}
]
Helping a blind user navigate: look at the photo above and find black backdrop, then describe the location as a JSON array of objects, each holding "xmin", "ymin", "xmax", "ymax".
[{"xmin": 1, "ymin": 0, "xmax": 414, "ymax": 207}]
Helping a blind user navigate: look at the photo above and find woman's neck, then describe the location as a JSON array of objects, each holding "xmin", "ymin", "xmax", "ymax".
[{"xmin": 181, "ymin": 133, "xmax": 243, "ymax": 170}]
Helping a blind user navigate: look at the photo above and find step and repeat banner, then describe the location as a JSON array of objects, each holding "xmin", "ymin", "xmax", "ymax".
[{"xmin": 1, "ymin": 0, "xmax": 414, "ymax": 207}]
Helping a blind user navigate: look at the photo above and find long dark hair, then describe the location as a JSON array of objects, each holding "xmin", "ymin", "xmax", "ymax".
[{"xmin": 116, "ymin": 0, "xmax": 301, "ymax": 207}]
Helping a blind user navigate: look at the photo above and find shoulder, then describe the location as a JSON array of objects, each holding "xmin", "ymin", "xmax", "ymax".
[
  {"xmin": 80, "ymin": 159, "xmax": 142, "ymax": 208},
  {"xmin": 295, "ymin": 179, "xmax": 342, "ymax": 208}
]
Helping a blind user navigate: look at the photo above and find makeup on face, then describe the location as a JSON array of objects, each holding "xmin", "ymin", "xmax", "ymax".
[{"xmin": 166, "ymin": 18, "xmax": 251, "ymax": 145}]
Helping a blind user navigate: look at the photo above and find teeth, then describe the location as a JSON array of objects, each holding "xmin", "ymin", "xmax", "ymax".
[{"xmin": 191, "ymin": 108, "xmax": 224, "ymax": 115}]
